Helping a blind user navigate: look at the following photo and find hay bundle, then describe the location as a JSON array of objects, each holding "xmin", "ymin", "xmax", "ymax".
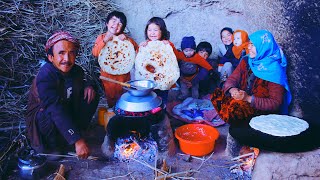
[
  {"xmin": 0, "ymin": 0, "xmax": 116, "ymax": 123},
  {"xmin": 0, "ymin": 0, "xmax": 116, "ymax": 175}
]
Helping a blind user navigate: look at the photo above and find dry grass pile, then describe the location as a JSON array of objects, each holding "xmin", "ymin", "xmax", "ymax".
[
  {"xmin": 0, "ymin": 0, "xmax": 116, "ymax": 176},
  {"xmin": 0, "ymin": 0, "xmax": 116, "ymax": 126}
]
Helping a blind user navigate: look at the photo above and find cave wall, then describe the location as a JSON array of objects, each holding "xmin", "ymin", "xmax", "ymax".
[{"xmin": 113, "ymin": 0, "xmax": 320, "ymax": 121}]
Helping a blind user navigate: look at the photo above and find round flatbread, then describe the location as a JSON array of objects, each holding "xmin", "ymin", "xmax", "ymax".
[
  {"xmin": 134, "ymin": 41, "xmax": 180, "ymax": 90},
  {"xmin": 249, "ymin": 114, "xmax": 309, "ymax": 137},
  {"xmin": 98, "ymin": 36, "xmax": 136, "ymax": 75}
]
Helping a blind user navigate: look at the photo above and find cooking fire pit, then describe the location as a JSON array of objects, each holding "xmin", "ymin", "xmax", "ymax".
[{"xmin": 101, "ymin": 81, "xmax": 176, "ymax": 161}]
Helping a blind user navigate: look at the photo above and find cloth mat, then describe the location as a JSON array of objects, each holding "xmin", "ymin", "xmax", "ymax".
[{"xmin": 167, "ymin": 97, "xmax": 225, "ymax": 127}]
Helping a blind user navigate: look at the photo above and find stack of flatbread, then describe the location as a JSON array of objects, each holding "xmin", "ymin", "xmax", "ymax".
[
  {"xmin": 98, "ymin": 36, "xmax": 136, "ymax": 75},
  {"xmin": 249, "ymin": 114, "xmax": 309, "ymax": 137},
  {"xmin": 134, "ymin": 41, "xmax": 180, "ymax": 90}
]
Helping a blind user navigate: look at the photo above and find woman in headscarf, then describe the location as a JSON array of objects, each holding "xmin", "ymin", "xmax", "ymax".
[{"xmin": 211, "ymin": 30, "xmax": 291, "ymax": 126}]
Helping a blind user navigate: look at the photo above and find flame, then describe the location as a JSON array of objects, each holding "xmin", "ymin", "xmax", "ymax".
[{"xmin": 121, "ymin": 142, "xmax": 140, "ymax": 158}]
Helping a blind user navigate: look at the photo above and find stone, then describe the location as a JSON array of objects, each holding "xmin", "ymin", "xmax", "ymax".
[
  {"xmin": 252, "ymin": 149, "xmax": 320, "ymax": 179},
  {"xmin": 225, "ymin": 132, "xmax": 242, "ymax": 157}
]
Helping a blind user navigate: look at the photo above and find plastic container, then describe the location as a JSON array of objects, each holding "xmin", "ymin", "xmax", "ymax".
[
  {"xmin": 98, "ymin": 107, "xmax": 107, "ymax": 126},
  {"xmin": 103, "ymin": 108, "xmax": 115, "ymax": 129},
  {"xmin": 175, "ymin": 124, "xmax": 219, "ymax": 156}
]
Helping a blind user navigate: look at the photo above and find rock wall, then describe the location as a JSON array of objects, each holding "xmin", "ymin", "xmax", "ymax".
[
  {"xmin": 252, "ymin": 149, "xmax": 320, "ymax": 179},
  {"xmin": 113, "ymin": 0, "xmax": 320, "ymax": 121}
]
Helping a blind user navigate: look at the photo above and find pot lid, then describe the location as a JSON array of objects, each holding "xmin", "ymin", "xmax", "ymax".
[{"xmin": 116, "ymin": 91, "xmax": 162, "ymax": 112}]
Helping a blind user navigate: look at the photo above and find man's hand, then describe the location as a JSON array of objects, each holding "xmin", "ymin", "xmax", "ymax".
[
  {"xmin": 75, "ymin": 139, "xmax": 89, "ymax": 159},
  {"xmin": 84, "ymin": 86, "xmax": 96, "ymax": 104}
]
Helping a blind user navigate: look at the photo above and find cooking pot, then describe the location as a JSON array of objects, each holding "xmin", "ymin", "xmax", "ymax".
[
  {"xmin": 18, "ymin": 149, "xmax": 47, "ymax": 179},
  {"xmin": 116, "ymin": 91, "xmax": 162, "ymax": 112},
  {"xmin": 123, "ymin": 80, "xmax": 156, "ymax": 97}
]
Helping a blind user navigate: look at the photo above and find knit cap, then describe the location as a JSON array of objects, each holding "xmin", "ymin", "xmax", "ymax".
[{"xmin": 181, "ymin": 36, "xmax": 196, "ymax": 50}]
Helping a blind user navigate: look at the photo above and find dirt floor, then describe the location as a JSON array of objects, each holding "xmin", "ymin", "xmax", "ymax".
[{"xmin": 7, "ymin": 90, "xmax": 241, "ymax": 180}]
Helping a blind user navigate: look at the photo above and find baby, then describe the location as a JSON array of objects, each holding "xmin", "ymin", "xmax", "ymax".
[
  {"xmin": 232, "ymin": 30, "xmax": 250, "ymax": 61},
  {"xmin": 178, "ymin": 36, "xmax": 213, "ymax": 100}
]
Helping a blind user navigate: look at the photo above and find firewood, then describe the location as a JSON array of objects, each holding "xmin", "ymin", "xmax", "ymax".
[
  {"xmin": 54, "ymin": 164, "xmax": 65, "ymax": 180},
  {"xmin": 156, "ymin": 159, "xmax": 170, "ymax": 180}
]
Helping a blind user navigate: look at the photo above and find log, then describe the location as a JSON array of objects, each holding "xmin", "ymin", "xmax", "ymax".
[{"xmin": 54, "ymin": 164, "xmax": 65, "ymax": 180}]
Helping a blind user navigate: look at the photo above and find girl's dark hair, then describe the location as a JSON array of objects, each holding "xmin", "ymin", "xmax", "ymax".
[
  {"xmin": 220, "ymin": 27, "xmax": 233, "ymax": 39},
  {"xmin": 196, "ymin": 41, "xmax": 213, "ymax": 56},
  {"xmin": 144, "ymin": 17, "xmax": 170, "ymax": 40},
  {"xmin": 106, "ymin": 11, "xmax": 127, "ymax": 33}
]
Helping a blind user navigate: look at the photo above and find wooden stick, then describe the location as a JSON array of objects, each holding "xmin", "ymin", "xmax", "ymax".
[
  {"xmin": 229, "ymin": 162, "xmax": 246, "ymax": 170},
  {"xmin": 100, "ymin": 76, "xmax": 131, "ymax": 88},
  {"xmin": 155, "ymin": 170, "xmax": 199, "ymax": 180},
  {"xmin": 130, "ymin": 158, "xmax": 166, "ymax": 175},
  {"xmin": 177, "ymin": 153, "xmax": 204, "ymax": 161},
  {"xmin": 106, "ymin": 172, "xmax": 134, "ymax": 180},
  {"xmin": 54, "ymin": 164, "xmax": 65, "ymax": 180},
  {"xmin": 67, "ymin": 152, "xmax": 99, "ymax": 160},
  {"xmin": 231, "ymin": 152, "xmax": 254, "ymax": 161},
  {"xmin": 196, "ymin": 151, "xmax": 215, "ymax": 171}
]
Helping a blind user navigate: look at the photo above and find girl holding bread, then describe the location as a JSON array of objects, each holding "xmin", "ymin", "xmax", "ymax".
[{"xmin": 137, "ymin": 17, "xmax": 217, "ymax": 104}]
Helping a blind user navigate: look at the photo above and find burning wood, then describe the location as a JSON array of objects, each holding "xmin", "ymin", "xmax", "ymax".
[
  {"xmin": 229, "ymin": 146, "xmax": 259, "ymax": 178},
  {"xmin": 114, "ymin": 135, "xmax": 158, "ymax": 162},
  {"xmin": 156, "ymin": 159, "xmax": 171, "ymax": 180}
]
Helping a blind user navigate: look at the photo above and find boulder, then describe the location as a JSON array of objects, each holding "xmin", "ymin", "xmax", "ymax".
[{"xmin": 252, "ymin": 149, "xmax": 320, "ymax": 179}]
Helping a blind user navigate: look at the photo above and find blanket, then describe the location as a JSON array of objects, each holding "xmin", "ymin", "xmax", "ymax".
[{"xmin": 167, "ymin": 97, "xmax": 225, "ymax": 127}]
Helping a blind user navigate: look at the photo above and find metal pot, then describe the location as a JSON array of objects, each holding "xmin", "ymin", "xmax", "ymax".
[
  {"xmin": 123, "ymin": 80, "xmax": 156, "ymax": 97},
  {"xmin": 116, "ymin": 91, "xmax": 162, "ymax": 112},
  {"xmin": 18, "ymin": 149, "xmax": 47, "ymax": 179}
]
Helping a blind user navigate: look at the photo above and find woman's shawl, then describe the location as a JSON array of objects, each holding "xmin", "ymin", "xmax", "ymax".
[{"xmin": 248, "ymin": 30, "xmax": 292, "ymax": 114}]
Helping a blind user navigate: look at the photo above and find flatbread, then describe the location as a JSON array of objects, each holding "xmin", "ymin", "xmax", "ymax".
[
  {"xmin": 249, "ymin": 114, "xmax": 309, "ymax": 137},
  {"xmin": 134, "ymin": 41, "xmax": 180, "ymax": 90},
  {"xmin": 98, "ymin": 36, "xmax": 136, "ymax": 75}
]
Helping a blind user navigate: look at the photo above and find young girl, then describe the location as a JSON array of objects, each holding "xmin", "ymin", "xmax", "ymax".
[
  {"xmin": 138, "ymin": 17, "xmax": 215, "ymax": 104},
  {"xmin": 92, "ymin": 11, "xmax": 138, "ymax": 108},
  {"xmin": 232, "ymin": 29, "xmax": 250, "ymax": 61}
]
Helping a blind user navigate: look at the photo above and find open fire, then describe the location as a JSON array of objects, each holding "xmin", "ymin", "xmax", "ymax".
[{"xmin": 114, "ymin": 132, "xmax": 158, "ymax": 162}]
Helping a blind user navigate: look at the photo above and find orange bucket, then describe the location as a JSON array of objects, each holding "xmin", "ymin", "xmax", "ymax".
[{"xmin": 175, "ymin": 124, "xmax": 219, "ymax": 156}]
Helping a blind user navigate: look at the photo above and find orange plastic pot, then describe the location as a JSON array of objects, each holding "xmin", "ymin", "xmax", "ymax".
[{"xmin": 175, "ymin": 124, "xmax": 219, "ymax": 156}]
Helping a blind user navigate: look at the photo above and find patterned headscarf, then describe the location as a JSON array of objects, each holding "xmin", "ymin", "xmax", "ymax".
[
  {"xmin": 248, "ymin": 30, "xmax": 291, "ymax": 114},
  {"xmin": 45, "ymin": 31, "xmax": 80, "ymax": 53},
  {"xmin": 232, "ymin": 29, "xmax": 249, "ymax": 59}
]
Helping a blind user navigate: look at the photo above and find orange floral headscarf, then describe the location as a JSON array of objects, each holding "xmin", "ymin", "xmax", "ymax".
[{"xmin": 232, "ymin": 30, "xmax": 249, "ymax": 59}]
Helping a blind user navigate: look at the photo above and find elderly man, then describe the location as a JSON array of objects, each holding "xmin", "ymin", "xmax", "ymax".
[{"xmin": 26, "ymin": 31, "xmax": 99, "ymax": 159}]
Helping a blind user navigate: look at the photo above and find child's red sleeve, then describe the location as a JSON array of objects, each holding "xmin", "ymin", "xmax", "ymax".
[
  {"xmin": 92, "ymin": 34, "xmax": 105, "ymax": 57},
  {"xmin": 190, "ymin": 54, "xmax": 213, "ymax": 71}
]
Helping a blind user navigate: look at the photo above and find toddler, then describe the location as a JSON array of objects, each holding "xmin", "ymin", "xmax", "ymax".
[
  {"xmin": 178, "ymin": 36, "xmax": 200, "ymax": 100},
  {"xmin": 196, "ymin": 42, "xmax": 220, "ymax": 98}
]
